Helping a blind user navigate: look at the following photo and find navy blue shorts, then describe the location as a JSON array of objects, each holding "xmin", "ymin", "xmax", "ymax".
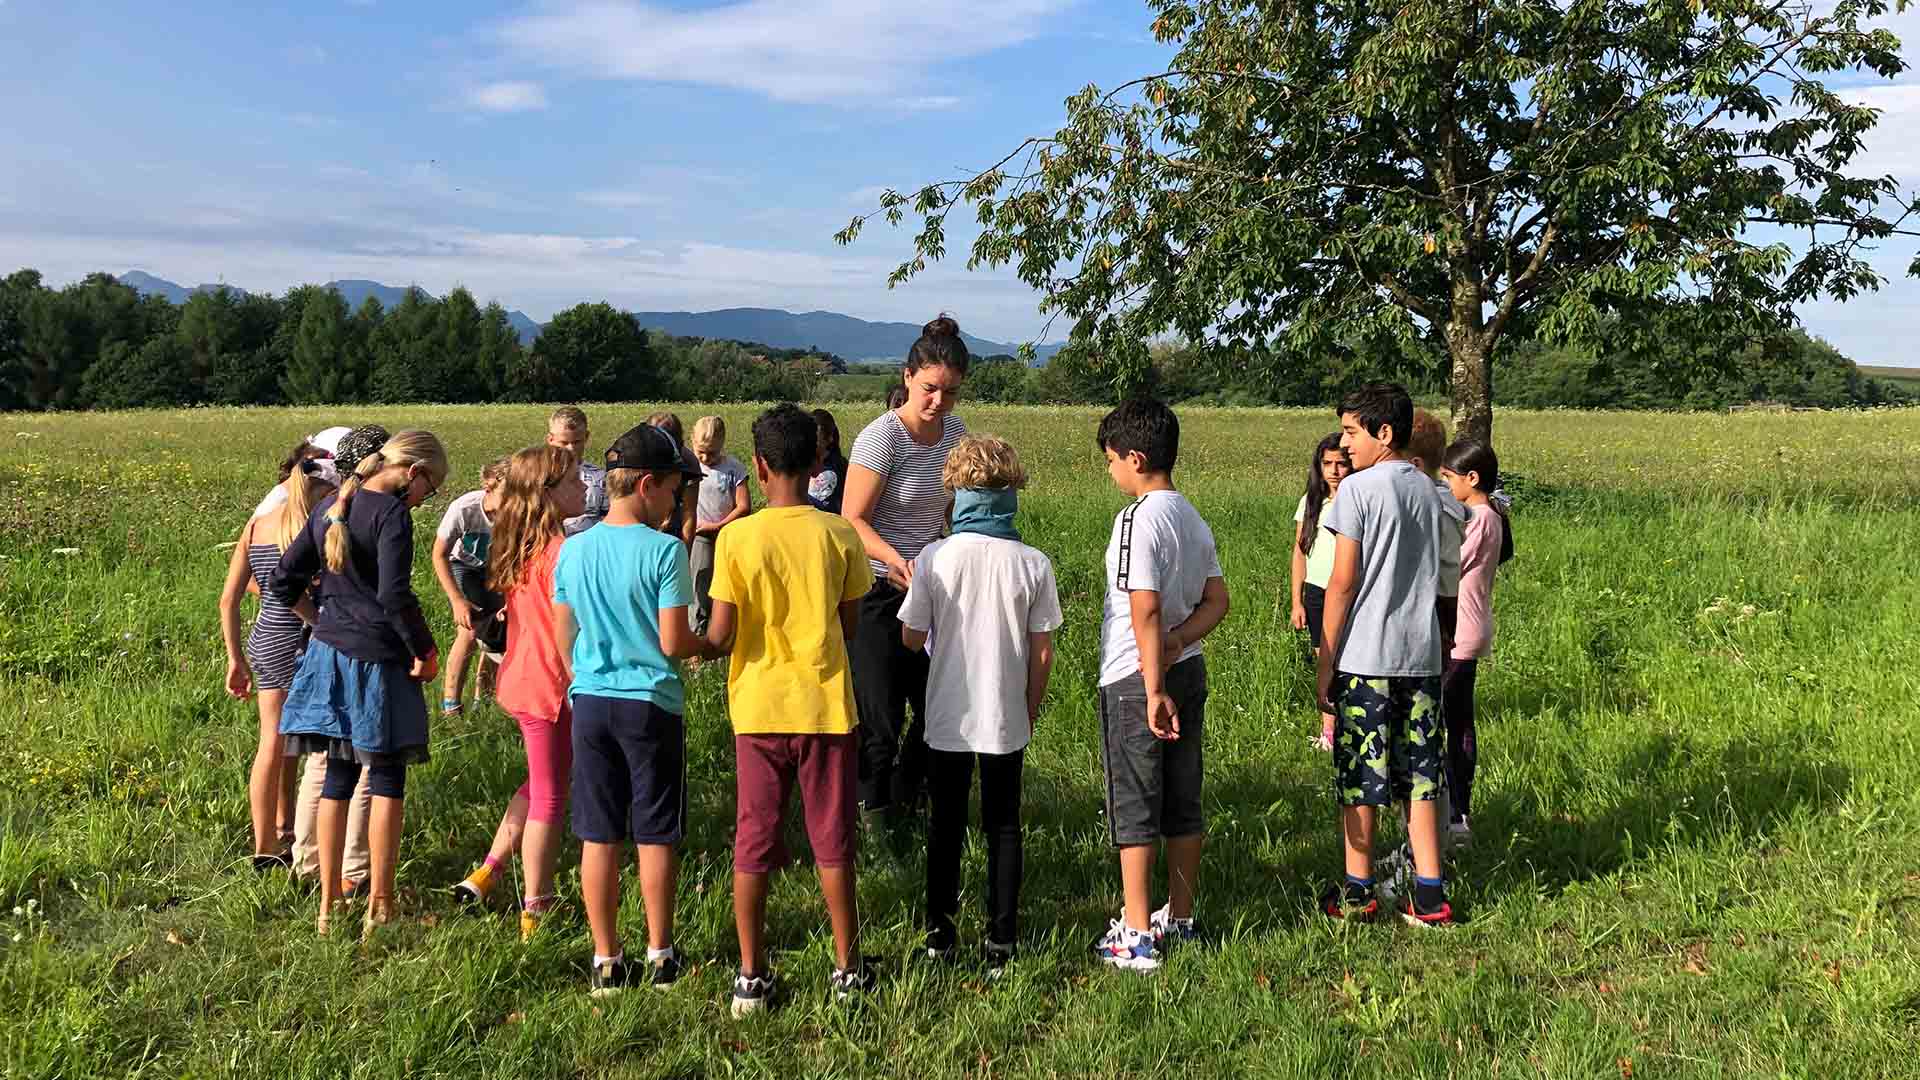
[{"xmin": 569, "ymin": 693, "xmax": 687, "ymax": 845}]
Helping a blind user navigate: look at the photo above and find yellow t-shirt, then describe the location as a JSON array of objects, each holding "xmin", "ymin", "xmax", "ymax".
[{"xmin": 708, "ymin": 505, "xmax": 874, "ymax": 735}]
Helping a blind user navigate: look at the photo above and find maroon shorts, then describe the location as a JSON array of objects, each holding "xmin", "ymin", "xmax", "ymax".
[{"xmin": 733, "ymin": 733, "xmax": 858, "ymax": 874}]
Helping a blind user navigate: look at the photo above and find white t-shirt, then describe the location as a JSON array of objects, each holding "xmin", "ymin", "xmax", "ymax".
[
  {"xmin": 435, "ymin": 489, "xmax": 493, "ymax": 567},
  {"xmin": 563, "ymin": 462, "xmax": 608, "ymax": 536},
  {"xmin": 252, "ymin": 485, "xmax": 287, "ymax": 520},
  {"xmin": 1099, "ymin": 490, "xmax": 1223, "ymax": 687},
  {"xmin": 848, "ymin": 412, "xmax": 967, "ymax": 576},
  {"xmin": 899, "ymin": 533, "xmax": 1063, "ymax": 754}
]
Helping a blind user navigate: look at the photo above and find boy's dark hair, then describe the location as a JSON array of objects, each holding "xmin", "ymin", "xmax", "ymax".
[
  {"xmin": 1096, "ymin": 398, "xmax": 1180, "ymax": 474},
  {"xmin": 1337, "ymin": 382, "xmax": 1414, "ymax": 450},
  {"xmin": 752, "ymin": 403, "xmax": 819, "ymax": 477},
  {"xmin": 905, "ymin": 314, "xmax": 970, "ymax": 376}
]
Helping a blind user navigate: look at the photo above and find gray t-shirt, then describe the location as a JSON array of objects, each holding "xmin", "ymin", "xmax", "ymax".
[
  {"xmin": 1324, "ymin": 459, "xmax": 1444, "ymax": 677},
  {"xmin": 563, "ymin": 462, "xmax": 609, "ymax": 537},
  {"xmin": 696, "ymin": 454, "xmax": 748, "ymax": 528}
]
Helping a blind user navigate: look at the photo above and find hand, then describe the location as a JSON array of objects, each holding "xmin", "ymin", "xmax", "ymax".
[
  {"xmin": 1289, "ymin": 603, "xmax": 1307, "ymax": 631},
  {"xmin": 1315, "ymin": 652, "xmax": 1338, "ymax": 717},
  {"xmin": 225, "ymin": 659, "xmax": 252, "ymax": 700},
  {"xmin": 1145, "ymin": 690, "xmax": 1180, "ymax": 740},
  {"xmin": 886, "ymin": 559, "xmax": 914, "ymax": 591},
  {"xmin": 410, "ymin": 651, "xmax": 440, "ymax": 683},
  {"xmin": 452, "ymin": 604, "xmax": 477, "ymax": 633}
]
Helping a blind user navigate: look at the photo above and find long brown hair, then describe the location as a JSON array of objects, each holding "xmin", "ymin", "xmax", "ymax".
[
  {"xmin": 268, "ymin": 441, "xmax": 334, "ymax": 551},
  {"xmin": 324, "ymin": 430, "xmax": 448, "ymax": 573},
  {"xmin": 487, "ymin": 445, "xmax": 576, "ymax": 594}
]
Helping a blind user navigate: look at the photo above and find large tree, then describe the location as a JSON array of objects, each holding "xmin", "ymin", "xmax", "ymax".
[
  {"xmin": 839, "ymin": 0, "xmax": 1918, "ymax": 441},
  {"xmin": 515, "ymin": 303, "xmax": 654, "ymax": 403}
]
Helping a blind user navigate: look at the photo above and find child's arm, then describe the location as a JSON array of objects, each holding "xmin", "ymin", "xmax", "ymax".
[
  {"xmin": 1129, "ymin": 589, "xmax": 1178, "ymax": 740},
  {"xmin": 901, "ymin": 625, "xmax": 928, "ymax": 651},
  {"xmin": 703, "ymin": 599, "xmax": 738, "ymax": 657},
  {"xmin": 659, "ymin": 604, "xmax": 699, "ymax": 659},
  {"xmin": 429, "ymin": 535, "xmax": 473, "ymax": 631},
  {"xmin": 1315, "ymin": 536, "xmax": 1362, "ymax": 713},
  {"xmin": 1289, "ymin": 524, "xmax": 1309, "ymax": 629},
  {"xmin": 1026, "ymin": 630, "xmax": 1054, "ymax": 730},
  {"xmin": 553, "ymin": 602, "xmax": 577, "ymax": 686},
  {"xmin": 1167, "ymin": 576, "xmax": 1230, "ymax": 659},
  {"xmin": 217, "ymin": 529, "xmax": 253, "ymax": 700}
]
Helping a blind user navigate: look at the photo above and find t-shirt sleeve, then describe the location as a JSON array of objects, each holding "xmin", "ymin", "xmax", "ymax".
[
  {"xmin": 707, "ymin": 529, "xmax": 739, "ymax": 605},
  {"xmin": 1029, "ymin": 556, "xmax": 1064, "ymax": 633},
  {"xmin": 848, "ymin": 417, "xmax": 895, "ymax": 477},
  {"xmin": 843, "ymin": 530, "xmax": 875, "ymax": 601},
  {"xmin": 1115, "ymin": 503, "xmax": 1170, "ymax": 594},
  {"xmin": 897, "ymin": 570, "xmax": 932, "ymax": 631},
  {"xmin": 435, "ymin": 497, "xmax": 466, "ymax": 541},
  {"xmin": 551, "ymin": 540, "xmax": 575, "ymax": 606},
  {"xmin": 658, "ymin": 537, "xmax": 694, "ymax": 610},
  {"xmin": 1324, "ymin": 480, "xmax": 1364, "ymax": 541},
  {"xmin": 1460, "ymin": 507, "xmax": 1501, "ymax": 574},
  {"xmin": 1293, "ymin": 493, "xmax": 1307, "ymax": 525}
]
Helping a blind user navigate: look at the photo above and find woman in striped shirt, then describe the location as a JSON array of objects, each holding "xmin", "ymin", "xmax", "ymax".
[{"xmin": 843, "ymin": 315, "xmax": 971, "ymax": 823}]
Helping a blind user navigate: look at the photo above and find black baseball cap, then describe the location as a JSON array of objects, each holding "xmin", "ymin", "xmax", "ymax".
[{"xmin": 605, "ymin": 424, "xmax": 704, "ymax": 479}]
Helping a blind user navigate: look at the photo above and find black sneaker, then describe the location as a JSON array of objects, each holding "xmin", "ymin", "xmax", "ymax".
[
  {"xmin": 1319, "ymin": 883, "xmax": 1380, "ymax": 923},
  {"xmin": 588, "ymin": 956, "xmax": 637, "ymax": 998},
  {"xmin": 830, "ymin": 962, "xmax": 877, "ymax": 1001},
  {"xmin": 924, "ymin": 926, "xmax": 957, "ymax": 963},
  {"xmin": 648, "ymin": 949, "xmax": 684, "ymax": 988},
  {"xmin": 1399, "ymin": 890, "xmax": 1457, "ymax": 929},
  {"xmin": 983, "ymin": 940, "xmax": 1016, "ymax": 978},
  {"xmin": 731, "ymin": 969, "xmax": 774, "ymax": 1018},
  {"xmin": 251, "ymin": 853, "xmax": 291, "ymax": 874}
]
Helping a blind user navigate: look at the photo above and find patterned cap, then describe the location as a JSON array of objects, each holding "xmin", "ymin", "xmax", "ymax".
[{"xmin": 334, "ymin": 424, "xmax": 391, "ymax": 476}]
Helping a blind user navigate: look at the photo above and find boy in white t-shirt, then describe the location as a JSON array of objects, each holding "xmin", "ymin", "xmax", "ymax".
[
  {"xmin": 689, "ymin": 415, "xmax": 753, "ymax": 637},
  {"xmin": 431, "ymin": 457, "xmax": 508, "ymax": 715},
  {"xmin": 1090, "ymin": 399, "xmax": 1230, "ymax": 972},
  {"xmin": 898, "ymin": 435, "xmax": 1061, "ymax": 971}
]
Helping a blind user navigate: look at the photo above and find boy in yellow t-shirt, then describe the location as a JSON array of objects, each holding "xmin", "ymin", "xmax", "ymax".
[{"xmin": 702, "ymin": 403, "xmax": 875, "ymax": 1018}]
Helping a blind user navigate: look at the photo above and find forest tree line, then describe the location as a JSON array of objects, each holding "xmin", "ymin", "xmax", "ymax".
[{"xmin": 0, "ymin": 269, "xmax": 1906, "ymax": 412}]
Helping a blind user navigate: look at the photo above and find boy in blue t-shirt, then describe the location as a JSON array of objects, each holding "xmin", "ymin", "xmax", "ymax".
[{"xmin": 553, "ymin": 424, "xmax": 705, "ymax": 995}]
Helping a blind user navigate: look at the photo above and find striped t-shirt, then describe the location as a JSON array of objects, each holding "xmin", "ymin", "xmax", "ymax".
[{"xmin": 848, "ymin": 411, "xmax": 967, "ymax": 576}]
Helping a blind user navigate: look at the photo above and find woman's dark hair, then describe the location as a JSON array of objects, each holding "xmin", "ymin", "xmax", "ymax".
[
  {"xmin": 905, "ymin": 314, "xmax": 970, "ymax": 376},
  {"xmin": 1443, "ymin": 438, "xmax": 1515, "ymax": 565},
  {"xmin": 1299, "ymin": 432, "xmax": 1349, "ymax": 557},
  {"xmin": 885, "ymin": 384, "xmax": 908, "ymax": 410},
  {"xmin": 810, "ymin": 408, "xmax": 842, "ymax": 457}
]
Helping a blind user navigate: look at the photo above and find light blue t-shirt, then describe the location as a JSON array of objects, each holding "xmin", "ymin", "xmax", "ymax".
[{"xmin": 553, "ymin": 521, "xmax": 694, "ymax": 712}]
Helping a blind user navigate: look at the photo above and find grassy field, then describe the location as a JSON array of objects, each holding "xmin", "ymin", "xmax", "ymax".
[{"xmin": 3, "ymin": 402, "xmax": 1919, "ymax": 1079}]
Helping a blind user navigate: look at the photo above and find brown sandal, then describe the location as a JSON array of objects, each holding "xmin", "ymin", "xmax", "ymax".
[{"xmin": 361, "ymin": 894, "xmax": 396, "ymax": 943}]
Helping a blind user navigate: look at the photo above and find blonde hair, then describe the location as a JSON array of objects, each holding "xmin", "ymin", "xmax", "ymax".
[
  {"xmin": 690, "ymin": 415, "xmax": 725, "ymax": 453},
  {"xmin": 269, "ymin": 441, "xmax": 334, "ymax": 552},
  {"xmin": 943, "ymin": 434, "xmax": 1027, "ymax": 492},
  {"xmin": 1407, "ymin": 409, "xmax": 1448, "ymax": 476},
  {"xmin": 323, "ymin": 430, "xmax": 449, "ymax": 573},
  {"xmin": 549, "ymin": 406, "xmax": 588, "ymax": 433},
  {"xmin": 481, "ymin": 457, "xmax": 510, "ymax": 488},
  {"xmin": 488, "ymin": 445, "xmax": 576, "ymax": 594}
]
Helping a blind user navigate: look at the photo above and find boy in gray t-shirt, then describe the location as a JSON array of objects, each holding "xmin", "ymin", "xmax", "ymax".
[{"xmin": 1316, "ymin": 382, "xmax": 1454, "ymax": 929}]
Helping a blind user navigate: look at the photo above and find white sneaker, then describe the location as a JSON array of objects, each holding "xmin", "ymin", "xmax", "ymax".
[
  {"xmin": 1374, "ymin": 844, "xmax": 1415, "ymax": 903},
  {"xmin": 1092, "ymin": 919, "xmax": 1161, "ymax": 972},
  {"xmin": 1148, "ymin": 903, "xmax": 1199, "ymax": 945}
]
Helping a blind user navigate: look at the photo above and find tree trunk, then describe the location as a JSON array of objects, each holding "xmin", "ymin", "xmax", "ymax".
[{"xmin": 1446, "ymin": 328, "xmax": 1493, "ymax": 446}]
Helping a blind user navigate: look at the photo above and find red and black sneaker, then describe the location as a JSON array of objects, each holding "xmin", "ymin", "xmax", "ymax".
[
  {"xmin": 1319, "ymin": 884, "xmax": 1379, "ymax": 923},
  {"xmin": 1398, "ymin": 892, "xmax": 1456, "ymax": 929}
]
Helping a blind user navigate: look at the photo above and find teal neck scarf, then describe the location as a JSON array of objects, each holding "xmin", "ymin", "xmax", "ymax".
[{"xmin": 950, "ymin": 487, "xmax": 1021, "ymax": 542}]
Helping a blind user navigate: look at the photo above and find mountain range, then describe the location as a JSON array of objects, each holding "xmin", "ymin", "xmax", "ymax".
[{"xmin": 114, "ymin": 271, "xmax": 1062, "ymax": 362}]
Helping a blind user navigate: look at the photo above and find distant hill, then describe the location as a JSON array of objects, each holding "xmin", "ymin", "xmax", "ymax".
[
  {"xmin": 116, "ymin": 272, "xmax": 544, "ymax": 345},
  {"xmin": 632, "ymin": 308, "xmax": 1063, "ymax": 364}
]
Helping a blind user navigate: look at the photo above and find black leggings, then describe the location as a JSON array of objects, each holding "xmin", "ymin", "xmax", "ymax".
[
  {"xmin": 1442, "ymin": 656, "xmax": 1478, "ymax": 820},
  {"xmin": 926, "ymin": 748, "xmax": 1024, "ymax": 949},
  {"xmin": 848, "ymin": 582, "xmax": 929, "ymax": 812},
  {"xmin": 322, "ymin": 757, "xmax": 408, "ymax": 801}
]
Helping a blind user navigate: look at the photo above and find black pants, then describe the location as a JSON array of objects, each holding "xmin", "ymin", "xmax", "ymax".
[
  {"xmin": 849, "ymin": 582, "xmax": 929, "ymax": 811},
  {"xmin": 1442, "ymin": 656, "xmax": 1478, "ymax": 820},
  {"xmin": 925, "ymin": 747, "xmax": 1024, "ymax": 949}
]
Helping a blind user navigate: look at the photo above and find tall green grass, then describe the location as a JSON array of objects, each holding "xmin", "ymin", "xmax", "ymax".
[{"xmin": 1, "ymin": 404, "xmax": 1917, "ymax": 1078}]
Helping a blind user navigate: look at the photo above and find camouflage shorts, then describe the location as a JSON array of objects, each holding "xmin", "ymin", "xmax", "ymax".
[{"xmin": 1332, "ymin": 674, "xmax": 1445, "ymax": 807}]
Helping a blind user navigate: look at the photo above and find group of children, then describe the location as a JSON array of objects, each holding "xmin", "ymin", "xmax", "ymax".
[{"xmin": 224, "ymin": 379, "xmax": 1509, "ymax": 1012}]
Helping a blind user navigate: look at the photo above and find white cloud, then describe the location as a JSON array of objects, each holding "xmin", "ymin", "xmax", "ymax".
[
  {"xmin": 1841, "ymin": 82, "xmax": 1920, "ymax": 183},
  {"xmin": 466, "ymin": 81, "xmax": 548, "ymax": 112},
  {"xmin": 495, "ymin": 0, "xmax": 1074, "ymax": 106},
  {"xmin": 897, "ymin": 95, "xmax": 963, "ymax": 112}
]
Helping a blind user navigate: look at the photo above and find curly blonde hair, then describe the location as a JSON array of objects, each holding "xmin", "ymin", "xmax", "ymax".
[{"xmin": 943, "ymin": 434, "xmax": 1027, "ymax": 492}]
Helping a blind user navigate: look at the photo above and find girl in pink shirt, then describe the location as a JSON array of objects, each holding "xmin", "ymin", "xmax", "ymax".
[
  {"xmin": 1438, "ymin": 439, "xmax": 1512, "ymax": 846},
  {"xmin": 450, "ymin": 446, "xmax": 585, "ymax": 940}
]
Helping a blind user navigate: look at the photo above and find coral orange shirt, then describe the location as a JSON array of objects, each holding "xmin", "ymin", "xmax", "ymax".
[{"xmin": 495, "ymin": 537, "xmax": 568, "ymax": 723}]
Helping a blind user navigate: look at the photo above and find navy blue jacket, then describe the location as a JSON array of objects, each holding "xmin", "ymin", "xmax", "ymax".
[{"xmin": 270, "ymin": 488, "xmax": 436, "ymax": 665}]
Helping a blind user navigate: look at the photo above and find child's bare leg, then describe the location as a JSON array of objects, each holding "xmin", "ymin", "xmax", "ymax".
[
  {"xmin": 476, "ymin": 654, "xmax": 498, "ymax": 700},
  {"xmin": 1118, "ymin": 843, "xmax": 1155, "ymax": 931},
  {"xmin": 485, "ymin": 790, "xmax": 529, "ymax": 867},
  {"xmin": 1342, "ymin": 805, "xmax": 1377, "ymax": 881},
  {"xmin": 636, "ymin": 843, "xmax": 678, "ymax": 952},
  {"xmin": 817, "ymin": 865, "xmax": 858, "ymax": 970},
  {"xmin": 442, "ymin": 627, "xmax": 476, "ymax": 707},
  {"xmin": 580, "ymin": 841, "xmax": 623, "ymax": 958},
  {"xmin": 248, "ymin": 692, "xmax": 288, "ymax": 855},
  {"xmin": 315, "ymin": 797, "xmax": 348, "ymax": 912},
  {"xmin": 733, "ymin": 870, "xmax": 770, "ymax": 974},
  {"xmin": 1164, "ymin": 835, "xmax": 1202, "ymax": 920},
  {"xmin": 1406, "ymin": 799, "xmax": 1444, "ymax": 881},
  {"xmin": 367, "ymin": 796, "xmax": 403, "ymax": 899}
]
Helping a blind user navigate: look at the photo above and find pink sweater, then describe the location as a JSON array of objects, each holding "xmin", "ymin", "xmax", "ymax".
[{"xmin": 1452, "ymin": 505, "xmax": 1504, "ymax": 660}]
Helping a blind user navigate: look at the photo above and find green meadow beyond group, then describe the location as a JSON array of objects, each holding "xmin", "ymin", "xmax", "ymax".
[{"xmin": 217, "ymin": 314, "xmax": 1513, "ymax": 1015}]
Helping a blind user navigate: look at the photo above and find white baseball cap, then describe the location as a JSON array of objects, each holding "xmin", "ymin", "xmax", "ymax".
[{"xmin": 309, "ymin": 426, "xmax": 352, "ymax": 455}]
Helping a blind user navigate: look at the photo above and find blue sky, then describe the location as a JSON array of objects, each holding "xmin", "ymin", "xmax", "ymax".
[{"xmin": 1, "ymin": 0, "xmax": 1917, "ymax": 362}]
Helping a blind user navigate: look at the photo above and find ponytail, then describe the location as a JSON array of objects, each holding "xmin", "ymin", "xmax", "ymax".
[{"xmin": 323, "ymin": 452, "xmax": 385, "ymax": 573}]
